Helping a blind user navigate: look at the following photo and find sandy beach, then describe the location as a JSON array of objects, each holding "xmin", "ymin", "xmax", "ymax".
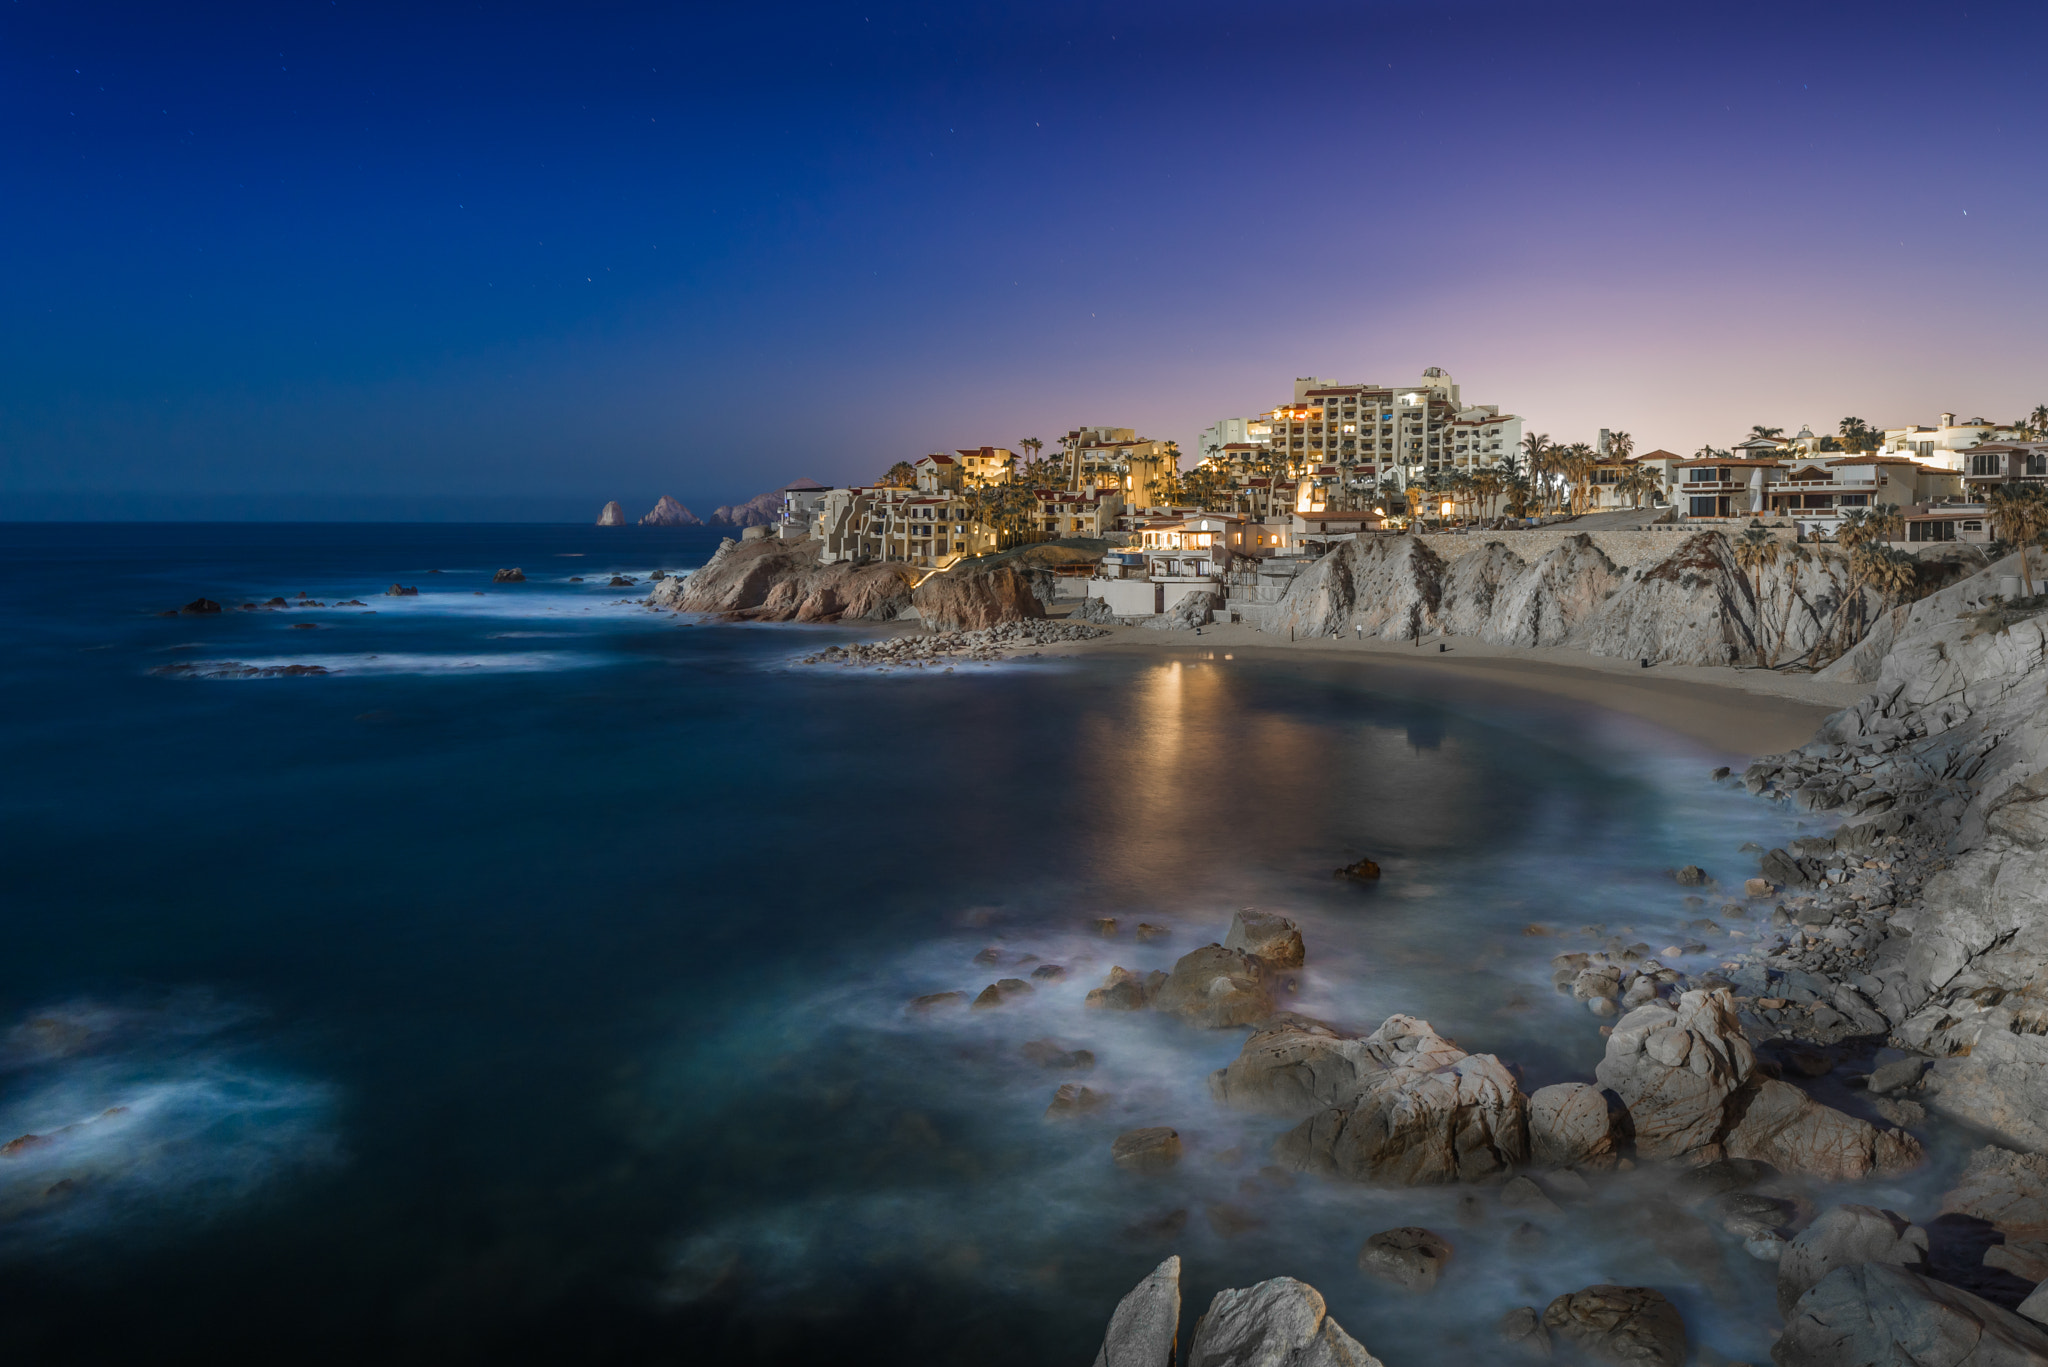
[{"xmin": 1052, "ymin": 620, "xmax": 1865, "ymax": 756}]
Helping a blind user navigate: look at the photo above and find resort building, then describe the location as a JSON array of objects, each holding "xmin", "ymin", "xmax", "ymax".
[
  {"xmin": 814, "ymin": 485, "xmax": 1000, "ymax": 567},
  {"xmin": 1884, "ymin": 414, "xmax": 2023, "ymax": 470},
  {"xmin": 1198, "ymin": 418, "xmax": 1258, "ymax": 462},
  {"xmin": 1763, "ymin": 457, "xmax": 1961, "ymax": 530},
  {"xmin": 953, "ymin": 447, "xmax": 1016, "ymax": 486},
  {"xmin": 1960, "ymin": 442, "xmax": 2048, "ymax": 491},
  {"xmin": 1061, "ymin": 427, "xmax": 1179, "ymax": 508}
]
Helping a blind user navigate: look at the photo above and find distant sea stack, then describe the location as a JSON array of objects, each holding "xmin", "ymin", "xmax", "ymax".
[
  {"xmin": 640, "ymin": 495, "xmax": 702, "ymax": 527},
  {"xmin": 596, "ymin": 501, "xmax": 626, "ymax": 527},
  {"xmin": 709, "ymin": 478, "xmax": 825, "ymax": 528}
]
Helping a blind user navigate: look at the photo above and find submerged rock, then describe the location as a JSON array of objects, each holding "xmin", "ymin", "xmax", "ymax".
[
  {"xmin": 491, "ymin": 568, "xmax": 526, "ymax": 583},
  {"xmin": 1358, "ymin": 1227, "xmax": 1452, "ymax": 1292},
  {"xmin": 1541, "ymin": 1285, "xmax": 1686, "ymax": 1367},
  {"xmin": 1111, "ymin": 1127, "xmax": 1182, "ymax": 1173},
  {"xmin": 1085, "ymin": 967, "xmax": 1152, "ymax": 1012}
]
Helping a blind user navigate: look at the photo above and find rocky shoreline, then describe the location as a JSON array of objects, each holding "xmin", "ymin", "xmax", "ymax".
[{"xmin": 928, "ymin": 545, "xmax": 2048, "ymax": 1365}]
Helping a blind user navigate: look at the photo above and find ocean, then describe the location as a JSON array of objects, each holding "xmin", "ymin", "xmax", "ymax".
[{"xmin": 0, "ymin": 522, "xmax": 1873, "ymax": 1364}]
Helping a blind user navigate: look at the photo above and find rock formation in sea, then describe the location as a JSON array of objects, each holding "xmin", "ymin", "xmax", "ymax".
[
  {"xmin": 1267, "ymin": 530, "xmax": 1883, "ymax": 667},
  {"xmin": 708, "ymin": 478, "xmax": 825, "ymax": 528},
  {"xmin": 639, "ymin": 495, "xmax": 702, "ymax": 526},
  {"xmin": 596, "ymin": 501, "xmax": 626, "ymax": 526}
]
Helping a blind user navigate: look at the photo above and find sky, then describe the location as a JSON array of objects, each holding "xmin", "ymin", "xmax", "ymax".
[{"xmin": 3, "ymin": 0, "xmax": 2046, "ymax": 520}]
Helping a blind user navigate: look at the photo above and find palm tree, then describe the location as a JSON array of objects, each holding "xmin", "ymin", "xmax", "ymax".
[
  {"xmin": 1865, "ymin": 502, "xmax": 1905, "ymax": 545},
  {"xmin": 1750, "ymin": 425, "xmax": 1786, "ymax": 442},
  {"xmin": 1856, "ymin": 543, "xmax": 1920, "ymax": 606},
  {"xmin": 1607, "ymin": 430, "xmax": 1635, "ymax": 463},
  {"xmin": 1520, "ymin": 433, "xmax": 1551, "ymax": 512},
  {"xmin": 2028, "ymin": 405, "xmax": 2048, "ymax": 440},
  {"xmin": 881, "ymin": 460, "xmax": 917, "ymax": 488},
  {"xmin": 1834, "ymin": 506, "xmax": 1872, "ymax": 551},
  {"xmin": 1617, "ymin": 463, "xmax": 1659, "ymax": 510},
  {"xmin": 1561, "ymin": 443, "xmax": 1596, "ymax": 514},
  {"xmin": 1988, "ymin": 484, "xmax": 2048, "ymax": 597},
  {"xmin": 1733, "ymin": 523, "xmax": 1782, "ymax": 663}
]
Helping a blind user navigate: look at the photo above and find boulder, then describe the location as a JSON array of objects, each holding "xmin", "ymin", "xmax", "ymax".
[
  {"xmin": 1185, "ymin": 1276, "xmax": 1382, "ymax": 1367},
  {"xmin": 1496, "ymin": 1306, "xmax": 1550, "ymax": 1357},
  {"xmin": 1940, "ymin": 1147, "xmax": 2048, "ymax": 1240},
  {"xmin": 1223, "ymin": 910, "xmax": 1305, "ymax": 969},
  {"xmin": 1209, "ymin": 1015, "xmax": 1467, "ymax": 1118},
  {"xmin": 1093, "ymin": 1255, "xmax": 1181, "ymax": 1367},
  {"xmin": 908, "ymin": 991, "xmax": 967, "ymax": 1012},
  {"xmin": 1723, "ymin": 1078, "xmax": 1925, "ymax": 1181},
  {"xmin": 1047, "ymin": 1084, "xmax": 1109, "ymax": 1119},
  {"xmin": 1271, "ymin": 1040, "xmax": 1529, "ymax": 1185},
  {"xmin": 1021, "ymin": 1039, "xmax": 1094, "ymax": 1071},
  {"xmin": 1152, "ymin": 946, "xmax": 1274, "ymax": 1029},
  {"xmin": 1141, "ymin": 589, "xmax": 1217, "ymax": 631},
  {"xmin": 1775, "ymin": 1262, "xmax": 2048, "ymax": 1366},
  {"xmin": 1111, "ymin": 1127, "xmax": 1183, "ymax": 1173},
  {"xmin": 1777, "ymin": 1204, "xmax": 1930, "ymax": 1316},
  {"xmin": 1357, "ymin": 1226, "xmax": 1452, "ymax": 1292},
  {"xmin": 1541, "ymin": 1285, "xmax": 1686, "ymax": 1367},
  {"xmin": 1594, "ymin": 988, "xmax": 1756, "ymax": 1163},
  {"xmin": 1086, "ymin": 967, "xmax": 1152, "ymax": 1012},
  {"xmin": 492, "ymin": 568, "xmax": 526, "ymax": 583},
  {"xmin": 913, "ymin": 564, "xmax": 1045, "ymax": 632},
  {"xmin": 1335, "ymin": 857, "xmax": 1381, "ymax": 881},
  {"xmin": 596, "ymin": 500, "xmax": 626, "ymax": 526},
  {"xmin": 383, "ymin": 584, "xmax": 418, "ymax": 596},
  {"xmin": 179, "ymin": 597, "xmax": 221, "ymax": 614}
]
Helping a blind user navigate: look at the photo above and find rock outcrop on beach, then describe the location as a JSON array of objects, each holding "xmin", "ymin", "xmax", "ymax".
[
  {"xmin": 1209, "ymin": 1014, "xmax": 1465, "ymax": 1119},
  {"xmin": 1265, "ymin": 530, "xmax": 1884, "ymax": 667},
  {"xmin": 1774, "ymin": 1262, "xmax": 2048, "ymax": 1365},
  {"xmin": 650, "ymin": 536, "xmax": 915, "ymax": 622},
  {"xmin": 596, "ymin": 500, "xmax": 626, "ymax": 526},
  {"xmin": 639, "ymin": 495, "xmax": 701, "ymax": 526},
  {"xmin": 1092, "ymin": 1255, "xmax": 1181, "ymax": 1367},
  {"xmin": 912, "ymin": 563, "xmax": 1045, "ymax": 632}
]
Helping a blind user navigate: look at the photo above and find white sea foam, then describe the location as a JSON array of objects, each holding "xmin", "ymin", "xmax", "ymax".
[
  {"xmin": 0, "ymin": 999, "xmax": 337, "ymax": 1250},
  {"xmin": 172, "ymin": 651, "xmax": 603, "ymax": 677}
]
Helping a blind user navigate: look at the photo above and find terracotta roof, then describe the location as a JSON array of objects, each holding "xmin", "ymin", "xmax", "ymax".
[
  {"xmin": 1677, "ymin": 457, "xmax": 1786, "ymax": 467},
  {"xmin": 918, "ymin": 453, "xmax": 957, "ymax": 465}
]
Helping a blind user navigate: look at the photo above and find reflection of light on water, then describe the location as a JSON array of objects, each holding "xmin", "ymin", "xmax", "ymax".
[
  {"xmin": 0, "ymin": 1000, "xmax": 338, "ymax": 1252},
  {"xmin": 638, "ymin": 663, "xmax": 1862, "ymax": 1364}
]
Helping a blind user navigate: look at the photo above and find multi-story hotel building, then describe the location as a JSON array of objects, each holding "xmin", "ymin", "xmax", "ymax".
[
  {"xmin": 1061, "ymin": 426, "xmax": 1179, "ymax": 508},
  {"xmin": 1207, "ymin": 369, "xmax": 1521, "ymax": 498}
]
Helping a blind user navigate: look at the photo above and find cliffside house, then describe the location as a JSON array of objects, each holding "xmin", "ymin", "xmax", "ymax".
[
  {"xmin": 1884, "ymin": 414, "xmax": 2024, "ymax": 471},
  {"xmin": 1062, "ymin": 427, "xmax": 1180, "ymax": 508},
  {"xmin": 953, "ymin": 447, "xmax": 1016, "ymax": 487},
  {"xmin": 1961, "ymin": 442, "xmax": 2048, "ymax": 492},
  {"xmin": 1765, "ymin": 458, "xmax": 1961, "ymax": 535},
  {"xmin": 1676, "ymin": 457, "xmax": 1787, "ymax": 519}
]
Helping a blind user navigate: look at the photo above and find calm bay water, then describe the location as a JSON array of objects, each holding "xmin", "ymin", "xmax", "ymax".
[{"xmin": 0, "ymin": 523, "xmax": 1862, "ymax": 1364}]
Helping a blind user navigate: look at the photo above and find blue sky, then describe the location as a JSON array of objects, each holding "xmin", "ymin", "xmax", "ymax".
[{"xmin": 3, "ymin": 1, "xmax": 2045, "ymax": 519}]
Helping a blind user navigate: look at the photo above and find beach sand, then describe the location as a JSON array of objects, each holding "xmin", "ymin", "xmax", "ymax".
[{"xmin": 1051, "ymin": 621, "xmax": 1864, "ymax": 756}]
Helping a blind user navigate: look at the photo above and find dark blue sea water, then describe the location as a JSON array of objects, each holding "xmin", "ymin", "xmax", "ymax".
[{"xmin": 0, "ymin": 523, "xmax": 1855, "ymax": 1364}]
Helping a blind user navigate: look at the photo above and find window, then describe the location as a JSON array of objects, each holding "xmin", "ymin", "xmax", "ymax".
[
  {"xmin": 1909, "ymin": 520, "xmax": 1957, "ymax": 542},
  {"xmin": 1689, "ymin": 496, "xmax": 1720, "ymax": 517},
  {"xmin": 2030, "ymin": 455, "xmax": 2048, "ymax": 476}
]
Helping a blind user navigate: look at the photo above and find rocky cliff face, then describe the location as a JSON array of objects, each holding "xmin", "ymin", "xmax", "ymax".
[
  {"xmin": 650, "ymin": 537, "xmax": 915, "ymax": 622},
  {"xmin": 1727, "ymin": 553, "xmax": 2048, "ymax": 1153},
  {"xmin": 1265, "ymin": 530, "xmax": 1883, "ymax": 667},
  {"xmin": 639, "ymin": 495, "xmax": 702, "ymax": 526},
  {"xmin": 596, "ymin": 501, "xmax": 626, "ymax": 527}
]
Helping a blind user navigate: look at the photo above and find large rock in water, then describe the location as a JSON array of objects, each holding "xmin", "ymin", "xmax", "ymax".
[
  {"xmin": 1483, "ymin": 534, "xmax": 1626, "ymax": 647},
  {"xmin": 1541, "ymin": 1285, "xmax": 1687, "ymax": 1367},
  {"xmin": 1595, "ymin": 988, "xmax": 1756, "ymax": 1162},
  {"xmin": 1222, "ymin": 909, "xmax": 1304, "ymax": 969},
  {"xmin": 1774, "ymin": 1262, "xmax": 2048, "ymax": 1366},
  {"xmin": 1776, "ymin": 1204, "xmax": 1929, "ymax": 1316},
  {"xmin": 1209, "ymin": 1014, "xmax": 1467, "ymax": 1118},
  {"xmin": 596, "ymin": 500, "xmax": 626, "ymax": 526},
  {"xmin": 912, "ymin": 564, "xmax": 1045, "ymax": 631},
  {"xmin": 1527, "ymin": 1082, "xmax": 1621, "ymax": 1171},
  {"xmin": 1093, "ymin": 1255, "xmax": 1181, "ymax": 1367},
  {"xmin": 639, "ymin": 495, "xmax": 701, "ymax": 526},
  {"xmin": 1152, "ymin": 946, "xmax": 1273, "ymax": 1028},
  {"xmin": 1270, "ymin": 1024, "xmax": 1529, "ymax": 1185},
  {"xmin": 1185, "ymin": 1276, "xmax": 1382, "ymax": 1367}
]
